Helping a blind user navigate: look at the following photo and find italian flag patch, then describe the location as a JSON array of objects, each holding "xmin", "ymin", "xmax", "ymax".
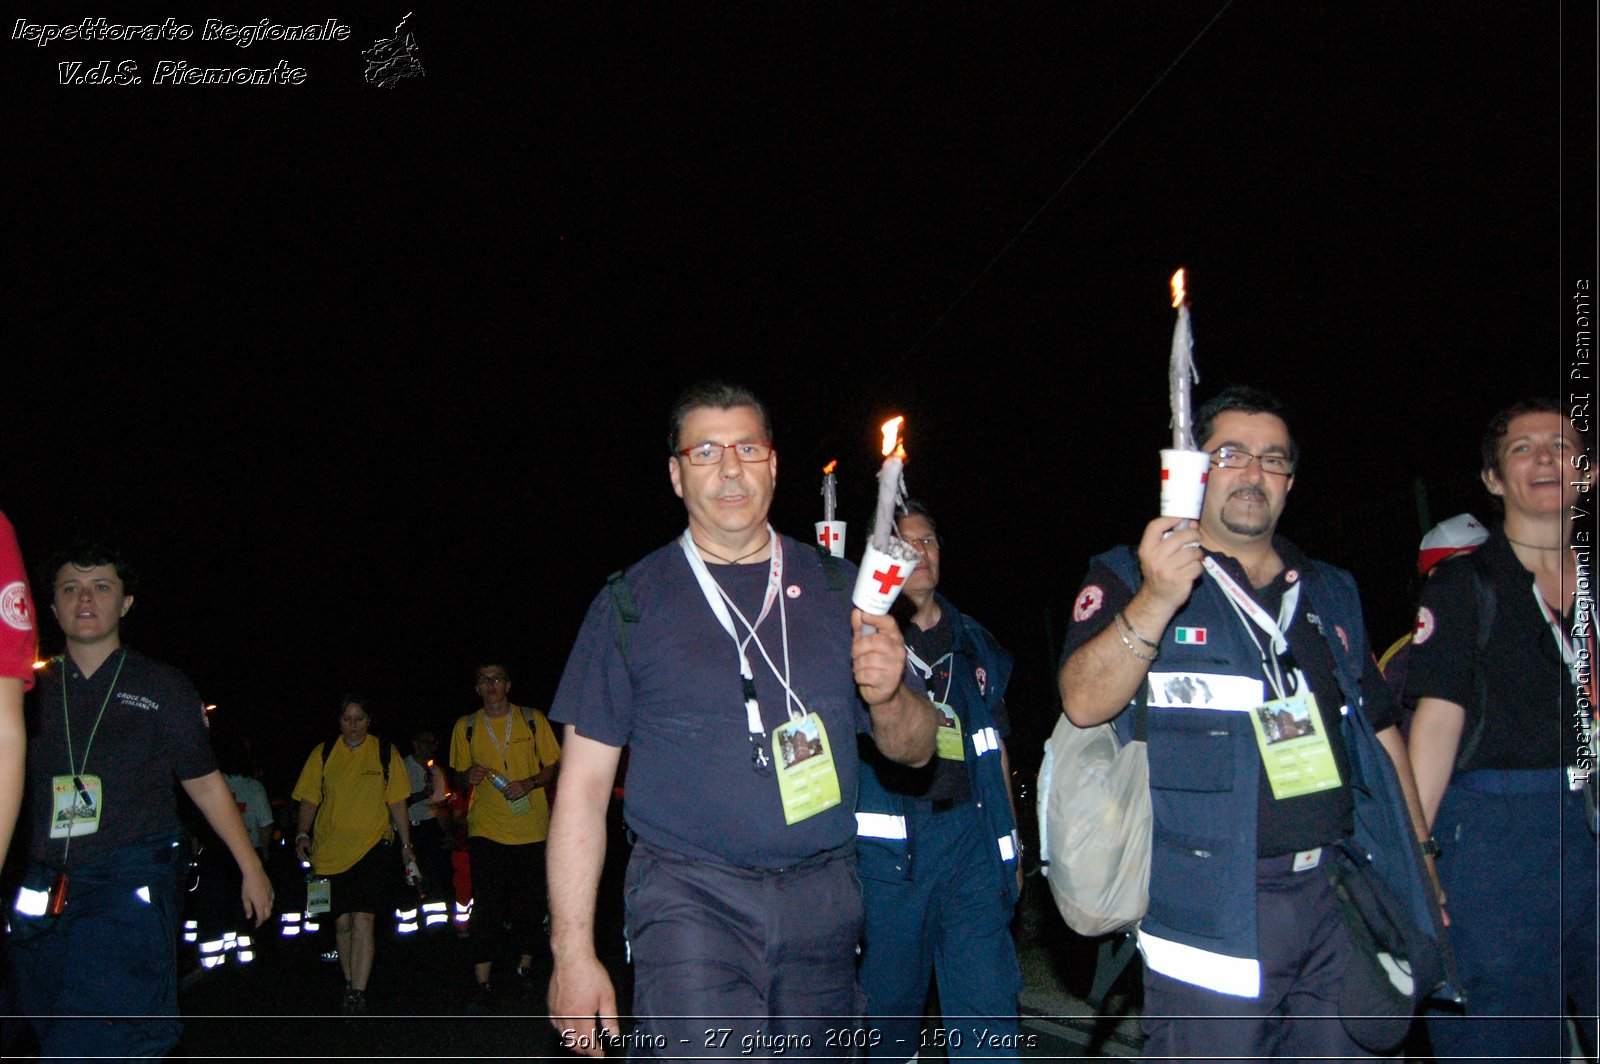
[{"xmin": 1175, "ymin": 627, "xmax": 1207, "ymax": 644}]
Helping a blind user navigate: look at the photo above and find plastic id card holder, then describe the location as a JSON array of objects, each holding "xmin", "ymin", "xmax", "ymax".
[
  {"xmin": 306, "ymin": 877, "xmax": 332, "ymax": 915},
  {"xmin": 933, "ymin": 702, "xmax": 964, "ymax": 761},
  {"xmin": 1246, "ymin": 689, "xmax": 1341, "ymax": 800},
  {"xmin": 49, "ymin": 774, "xmax": 103, "ymax": 839},
  {"xmin": 772, "ymin": 713, "xmax": 842, "ymax": 825}
]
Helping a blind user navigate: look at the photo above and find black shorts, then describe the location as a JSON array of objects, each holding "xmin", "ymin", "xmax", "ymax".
[{"xmin": 327, "ymin": 839, "xmax": 397, "ymax": 918}]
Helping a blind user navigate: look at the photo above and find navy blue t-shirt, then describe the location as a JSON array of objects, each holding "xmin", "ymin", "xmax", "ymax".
[
  {"xmin": 27, "ymin": 647, "xmax": 216, "ymax": 868},
  {"xmin": 552, "ymin": 535, "xmax": 916, "ymax": 869}
]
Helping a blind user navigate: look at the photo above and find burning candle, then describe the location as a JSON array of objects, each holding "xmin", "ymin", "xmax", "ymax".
[
  {"xmin": 872, "ymin": 418, "xmax": 907, "ymax": 552},
  {"xmin": 1159, "ymin": 268, "xmax": 1209, "ymax": 520},
  {"xmin": 853, "ymin": 417, "xmax": 920, "ymax": 622},
  {"xmin": 816, "ymin": 460, "xmax": 847, "ymax": 557},
  {"xmin": 1168, "ymin": 268, "xmax": 1199, "ymax": 452}
]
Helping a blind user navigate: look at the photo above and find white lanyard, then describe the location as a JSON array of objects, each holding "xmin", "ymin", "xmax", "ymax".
[
  {"xmin": 480, "ymin": 708, "xmax": 516, "ymax": 770},
  {"xmin": 1202, "ymin": 556, "xmax": 1301, "ymax": 701},
  {"xmin": 905, "ymin": 646, "xmax": 954, "ymax": 705},
  {"xmin": 1532, "ymin": 551, "xmax": 1595, "ymax": 697},
  {"xmin": 679, "ymin": 528, "xmax": 807, "ymax": 764}
]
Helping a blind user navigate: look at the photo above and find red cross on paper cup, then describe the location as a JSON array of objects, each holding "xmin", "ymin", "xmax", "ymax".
[
  {"xmin": 872, "ymin": 565, "xmax": 905, "ymax": 594},
  {"xmin": 815, "ymin": 520, "xmax": 846, "ymax": 558},
  {"xmin": 1159, "ymin": 448, "xmax": 1210, "ymax": 520},
  {"xmin": 851, "ymin": 540, "xmax": 920, "ymax": 615}
]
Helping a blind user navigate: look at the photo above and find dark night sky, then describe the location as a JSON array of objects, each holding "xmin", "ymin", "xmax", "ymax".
[{"xmin": 7, "ymin": 2, "xmax": 1595, "ymax": 792}]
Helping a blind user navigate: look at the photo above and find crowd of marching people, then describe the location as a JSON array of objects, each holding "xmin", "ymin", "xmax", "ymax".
[{"xmin": 0, "ymin": 381, "xmax": 1592, "ymax": 1063}]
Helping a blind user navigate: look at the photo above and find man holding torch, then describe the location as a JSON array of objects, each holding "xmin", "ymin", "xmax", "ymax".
[
  {"xmin": 1058, "ymin": 386, "xmax": 1444, "ymax": 1060},
  {"xmin": 546, "ymin": 380, "xmax": 937, "ymax": 1057}
]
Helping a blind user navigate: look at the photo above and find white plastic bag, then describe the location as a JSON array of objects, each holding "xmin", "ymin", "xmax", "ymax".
[{"xmin": 1037, "ymin": 715, "xmax": 1151, "ymax": 937}]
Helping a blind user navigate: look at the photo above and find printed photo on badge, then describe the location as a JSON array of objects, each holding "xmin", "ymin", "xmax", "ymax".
[
  {"xmin": 776, "ymin": 717, "xmax": 823, "ymax": 768},
  {"xmin": 1257, "ymin": 702, "xmax": 1317, "ymax": 745}
]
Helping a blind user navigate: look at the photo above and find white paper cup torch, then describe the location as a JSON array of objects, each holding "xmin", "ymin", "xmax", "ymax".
[
  {"xmin": 1159, "ymin": 448, "xmax": 1211, "ymax": 520},
  {"xmin": 815, "ymin": 521, "xmax": 847, "ymax": 558},
  {"xmin": 852, "ymin": 540, "xmax": 920, "ymax": 615}
]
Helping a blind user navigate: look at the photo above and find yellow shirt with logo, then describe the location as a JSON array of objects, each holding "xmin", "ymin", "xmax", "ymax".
[
  {"xmin": 449, "ymin": 705, "xmax": 561, "ymax": 845},
  {"xmin": 291, "ymin": 737, "xmax": 410, "ymax": 875}
]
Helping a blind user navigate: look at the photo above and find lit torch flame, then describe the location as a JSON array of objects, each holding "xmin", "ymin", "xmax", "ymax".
[
  {"xmin": 823, "ymin": 460, "xmax": 837, "ymax": 475},
  {"xmin": 880, "ymin": 416, "xmax": 906, "ymax": 459},
  {"xmin": 1168, "ymin": 267, "xmax": 1198, "ymax": 452}
]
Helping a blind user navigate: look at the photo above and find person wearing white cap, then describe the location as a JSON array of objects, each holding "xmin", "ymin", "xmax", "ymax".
[
  {"xmin": 1377, "ymin": 514, "xmax": 1491, "ymax": 715},
  {"xmin": 1404, "ymin": 398, "xmax": 1596, "ymax": 1063},
  {"xmin": 1415, "ymin": 514, "xmax": 1492, "ymax": 576}
]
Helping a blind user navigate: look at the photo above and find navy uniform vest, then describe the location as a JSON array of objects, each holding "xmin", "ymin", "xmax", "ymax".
[
  {"xmin": 856, "ymin": 596, "xmax": 1020, "ymax": 905},
  {"xmin": 1097, "ymin": 544, "xmax": 1443, "ymax": 998}
]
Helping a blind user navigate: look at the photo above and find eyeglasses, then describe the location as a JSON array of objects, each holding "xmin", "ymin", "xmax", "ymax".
[
  {"xmin": 475, "ymin": 675, "xmax": 508, "ymax": 686},
  {"xmin": 905, "ymin": 535, "xmax": 939, "ymax": 551},
  {"xmin": 1211, "ymin": 446, "xmax": 1294, "ymax": 477},
  {"xmin": 675, "ymin": 440, "xmax": 774, "ymax": 466}
]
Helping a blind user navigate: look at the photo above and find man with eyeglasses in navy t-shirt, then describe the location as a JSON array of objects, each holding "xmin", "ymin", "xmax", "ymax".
[{"xmin": 546, "ymin": 380, "xmax": 936, "ymax": 1059}]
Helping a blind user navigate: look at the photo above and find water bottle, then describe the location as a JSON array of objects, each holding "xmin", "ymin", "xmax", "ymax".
[{"xmin": 487, "ymin": 771, "xmax": 531, "ymax": 816}]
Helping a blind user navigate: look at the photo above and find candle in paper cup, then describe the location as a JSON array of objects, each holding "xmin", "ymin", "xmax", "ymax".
[
  {"xmin": 871, "ymin": 418, "xmax": 907, "ymax": 553},
  {"xmin": 815, "ymin": 521, "xmax": 846, "ymax": 557},
  {"xmin": 817, "ymin": 460, "xmax": 846, "ymax": 555},
  {"xmin": 1160, "ymin": 269, "xmax": 1208, "ymax": 519},
  {"xmin": 855, "ymin": 417, "xmax": 917, "ymax": 617}
]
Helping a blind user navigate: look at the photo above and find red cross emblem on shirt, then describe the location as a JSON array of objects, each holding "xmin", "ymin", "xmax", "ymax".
[
  {"xmin": 871, "ymin": 564, "xmax": 906, "ymax": 595},
  {"xmin": 818, "ymin": 526, "xmax": 839, "ymax": 549}
]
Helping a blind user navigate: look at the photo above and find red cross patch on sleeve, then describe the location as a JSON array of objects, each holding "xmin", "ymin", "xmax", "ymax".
[
  {"xmin": 1413, "ymin": 607, "xmax": 1435, "ymax": 646},
  {"xmin": 1073, "ymin": 585, "xmax": 1104, "ymax": 623}
]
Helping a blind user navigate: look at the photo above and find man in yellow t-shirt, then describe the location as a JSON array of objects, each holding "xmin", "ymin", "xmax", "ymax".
[{"xmin": 449, "ymin": 663, "xmax": 561, "ymax": 996}]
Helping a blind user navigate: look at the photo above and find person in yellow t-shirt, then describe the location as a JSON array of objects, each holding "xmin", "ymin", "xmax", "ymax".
[
  {"xmin": 292, "ymin": 696, "xmax": 412, "ymax": 1014},
  {"xmin": 449, "ymin": 663, "xmax": 560, "ymax": 996}
]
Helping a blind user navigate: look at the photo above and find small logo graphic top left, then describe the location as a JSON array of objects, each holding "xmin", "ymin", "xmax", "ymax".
[{"xmin": 364, "ymin": 11, "xmax": 426, "ymax": 88}]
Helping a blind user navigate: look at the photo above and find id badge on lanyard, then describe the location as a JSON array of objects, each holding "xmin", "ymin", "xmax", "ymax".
[
  {"xmin": 1203, "ymin": 558, "xmax": 1342, "ymax": 799},
  {"xmin": 772, "ymin": 714, "xmax": 842, "ymax": 824},
  {"xmin": 680, "ymin": 529, "xmax": 842, "ymax": 823},
  {"xmin": 49, "ymin": 774, "xmax": 103, "ymax": 838},
  {"xmin": 906, "ymin": 646, "xmax": 964, "ymax": 762},
  {"xmin": 1245, "ymin": 685, "xmax": 1342, "ymax": 799}
]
